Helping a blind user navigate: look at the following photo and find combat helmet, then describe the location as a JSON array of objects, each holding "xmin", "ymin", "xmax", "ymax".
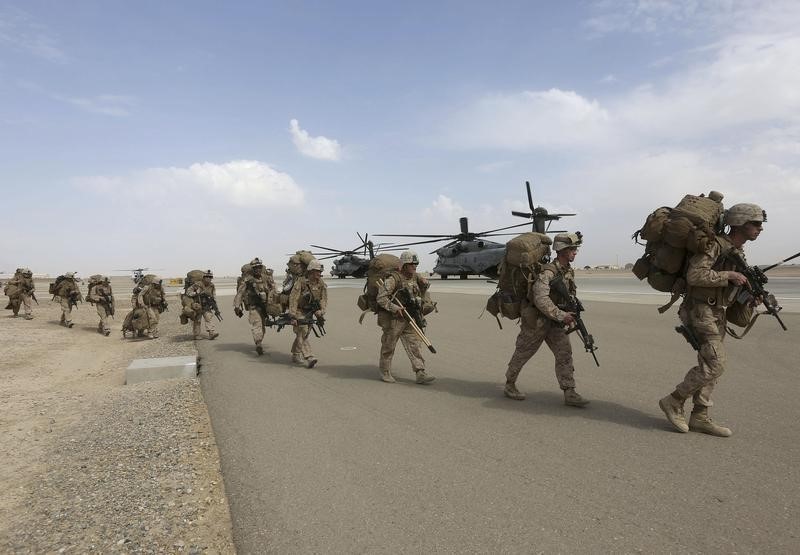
[
  {"xmin": 250, "ymin": 257, "xmax": 264, "ymax": 268},
  {"xmin": 724, "ymin": 203, "xmax": 766, "ymax": 227},
  {"xmin": 399, "ymin": 250, "xmax": 420, "ymax": 266},
  {"xmin": 203, "ymin": 269, "xmax": 214, "ymax": 278},
  {"xmin": 307, "ymin": 260, "xmax": 323, "ymax": 273},
  {"xmin": 553, "ymin": 232, "xmax": 583, "ymax": 252}
]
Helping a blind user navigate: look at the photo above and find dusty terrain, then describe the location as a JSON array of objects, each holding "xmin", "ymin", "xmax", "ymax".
[{"xmin": 0, "ymin": 285, "xmax": 235, "ymax": 553}]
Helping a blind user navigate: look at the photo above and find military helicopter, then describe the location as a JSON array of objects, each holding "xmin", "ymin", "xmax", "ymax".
[
  {"xmin": 375, "ymin": 181, "xmax": 575, "ymax": 279},
  {"xmin": 511, "ymin": 180, "xmax": 575, "ymax": 233},
  {"xmin": 308, "ymin": 233, "xmax": 401, "ymax": 278},
  {"xmin": 375, "ymin": 218, "xmax": 534, "ymax": 279},
  {"xmin": 115, "ymin": 267, "xmax": 162, "ymax": 283}
]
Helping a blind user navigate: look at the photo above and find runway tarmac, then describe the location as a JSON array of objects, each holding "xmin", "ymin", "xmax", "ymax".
[{"xmin": 198, "ymin": 285, "xmax": 800, "ymax": 552}]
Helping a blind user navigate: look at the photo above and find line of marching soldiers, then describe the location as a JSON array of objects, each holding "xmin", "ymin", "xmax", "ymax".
[{"xmin": 2, "ymin": 203, "xmax": 778, "ymax": 437}]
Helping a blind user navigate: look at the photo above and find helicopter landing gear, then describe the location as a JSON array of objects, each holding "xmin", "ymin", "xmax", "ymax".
[
  {"xmin": 459, "ymin": 274, "xmax": 468, "ymax": 280},
  {"xmin": 440, "ymin": 274, "xmax": 448, "ymax": 280}
]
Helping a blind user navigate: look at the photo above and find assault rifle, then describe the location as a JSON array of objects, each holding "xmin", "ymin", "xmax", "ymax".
[
  {"xmin": 562, "ymin": 297, "xmax": 600, "ymax": 367},
  {"xmin": 725, "ymin": 250, "xmax": 794, "ymax": 332},
  {"xmin": 199, "ymin": 292, "xmax": 223, "ymax": 321},
  {"xmin": 266, "ymin": 311, "xmax": 326, "ymax": 338},
  {"xmin": 551, "ymin": 276, "xmax": 599, "ymax": 366},
  {"xmin": 99, "ymin": 291, "xmax": 115, "ymax": 317},
  {"xmin": 377, "ymin": 278, "xmax": 436, "ymax": 354},
  {"xmin": 30, "ymin": 291, "xmax": 39, "ymax": 305},
  {"xmin": 675, "ymin": 324, "xmax": 701, "ymax": 352},
  {"xmin": 68, "ymin": 290, "xmax": 81, "ymax": 311}
]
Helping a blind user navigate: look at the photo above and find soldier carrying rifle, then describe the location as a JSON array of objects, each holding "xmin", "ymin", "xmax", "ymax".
[
  {"xmin": 186, "ymin": 270, "xmax": 220, "ymax": 341},
  {"xmin": 288, "ymin": 259, "xmax": 327, "ymax": 368},
  {"xmin": 503, "ymin": 233, "xmax": 591, "ymax": 407},
  {"xmin": 660, "ymin": 203, "xmax": 771, "ymax": 437},
  {"xmin": 86, "ymin": 275, "xmax": 114, "ymax": 336},
  {"xmin": 375, "ymin": 250, "xmax": 436, "ymax": 385}
]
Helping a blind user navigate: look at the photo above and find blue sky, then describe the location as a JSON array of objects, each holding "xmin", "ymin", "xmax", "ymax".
[{"xmin": 1, "ymin": 0, "xmax": 798, "ymax": 277}]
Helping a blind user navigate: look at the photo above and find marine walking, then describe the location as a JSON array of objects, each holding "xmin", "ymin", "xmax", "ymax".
[
  {"xmin": 374, "ymin": 250, "xmax": 436, "ymax": 385},
  {"xmin": 288, "ymin": 259, "xmax": 327, "ymax": 368},
  {"xmin": 3, "ymin": 268, "xmax": 36, "ymax": 319},
  {"xmin": 502, "ymin": 233, "xmax": 590, "ymax": 406}
]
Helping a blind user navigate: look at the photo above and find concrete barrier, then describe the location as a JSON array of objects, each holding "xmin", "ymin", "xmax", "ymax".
[{"xmin": 125, "ymin": 355, "xmax": 198, "ymax": 385}]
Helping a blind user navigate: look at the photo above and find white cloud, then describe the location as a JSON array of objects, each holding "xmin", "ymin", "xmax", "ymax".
[
  {"xmin": 444, "ymin": 89, "xmax": 612, "ymax": 150},
  {"xmin": 0, "ymin": 7, "xmax": 67, "ymax": 63},
  {"xmin": 424, "ymin": 194, "xmax": 466, "ymax": 222},
  {"xmin": 75, "ymin": 160, "xmax": 304, "ymax": 208},
  {"xmin": 289, "ymin": 118, "xmax": 342, "ymax": 161},
  {"xmin": 59, "ymin": 94, "xmax": 136, "ymax": 117}
]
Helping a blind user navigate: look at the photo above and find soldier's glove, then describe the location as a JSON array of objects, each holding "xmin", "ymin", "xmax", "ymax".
[{"xmin": 234, "ymin": 307, "xmax": 244, "ymax": 318}]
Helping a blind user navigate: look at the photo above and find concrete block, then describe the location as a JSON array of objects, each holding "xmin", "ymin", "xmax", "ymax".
[{"xmin": 126, "ymin": 355, "xmax": 198, "ymax": 385}]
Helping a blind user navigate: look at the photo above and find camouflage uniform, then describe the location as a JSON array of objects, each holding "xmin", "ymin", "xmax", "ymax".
[
  {"xmin": 674, "ymin": 236, "xmax": 743, "ymax": 406},
  {"xmin": 4, "ymin": 269, "xmax": 34, "ymax": 319},
  {"xmin": 87, "ymin": 278, "xmax": 114, "ymax": 336},
  {"xmin": 288, "ymin": 275, "xmax": 327, "ymax": 366},
  {"xmin": 233, "ymin": 266, "xmax": 274, "ymax": 354},
  {"xmin": 659, "ymin": 202, "xmax": 766, "ymax": 437},
  {"xmin": 186, "ymin": 279, "xmax": 218, "ymax": 340},
  {"xmin": 56, "ymin": 274, "xmax": 82, "ymax": 328},
  {"xmin": 375, "ymin": 271, "xmax": 431, "ymax": 382},
  {"xmin": 506, "ymin": 260, "xmax": 577, "ymax": 391},
  {"xmin": 134, "ymin": 282, "xmax": 161, "ymax": 338}
]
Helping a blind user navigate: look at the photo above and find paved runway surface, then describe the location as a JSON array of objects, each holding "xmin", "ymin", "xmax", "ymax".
[{"xmin": 199, "ymin": 284, "xmax": 799, "ymax": 552}]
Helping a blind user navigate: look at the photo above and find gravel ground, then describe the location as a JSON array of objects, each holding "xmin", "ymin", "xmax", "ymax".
[{"xmin": 0, "ymin": 286, "xmax": 235, "ymax": 553}]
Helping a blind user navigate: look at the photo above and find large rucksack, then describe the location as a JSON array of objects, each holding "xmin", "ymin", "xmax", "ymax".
[
  {"xmin": 180, "ymin": 270, "xmax": 205, "ymax": 323},
  {"xmin": 358, "ymin": 253, "xmax": 402, "ymax": 313},
  {"xmin": 122, "ymin": 307, "xmax": 151, "ymax": 337},
  {"xmin": 49, "ymin": 275, "xmax": 80, "ymax": 299},
  {"xmin": 135, "ymin": 275, "xmax": 166, "ymax": 311},
  {"xmin": 631, "ymin": 191, "xmax": 725, "ymax": 312},
  {"xmin": 486, "ymin": 232, "xmax": 552, "ymax": 324}
]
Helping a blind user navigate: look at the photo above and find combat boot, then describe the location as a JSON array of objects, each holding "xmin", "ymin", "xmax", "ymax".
[
  {"xmin": 659, "ymin": 393, "xmax": 689, "ymax": 433},
  {"xmin": 255, "ymin": 344, "xmax": 264, "ymax": 356},
  {"xmin": 291, "ymin": 353, "xmax": 303, "ymax": 364},
  {"xmin": 306, "ymin": 357, "xmax": 318, "ymax": 369},
  {"xmin": 564, "ymin": 388, "xmax": 589, "ymax": 407},
  {"xmin": 24, "ymin": 315, "xmax": 33, "ymax": 320},
  {"xmin": 689, "ymin": 407, "xmax": 732, "ymax": 437},
  {"xmin": 504, "ymin": 382, "xmax": 525, "ymax": 400},
  {"xmin": 103, "ymin": 330, "xmax": 110, "ymax": 337},
  {"xmin": 208, "ymin": 332, "xmax": 219, "ymax": 340},
  {"xmin": 415, "ymin": 370, "xmax": 435, "ymax": 385},
  {"xmin": 380, "ymin": 369, "xmax": 396, "ymax": 383}
]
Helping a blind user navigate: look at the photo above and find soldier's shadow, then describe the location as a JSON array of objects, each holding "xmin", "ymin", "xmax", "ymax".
[
  {"xmin": 312, "ymin": 363, "xmax": 663, "ymax": 431},
  {"xmin": 210, "ymin": 342, "xmax": 296, "ymax": 365}
]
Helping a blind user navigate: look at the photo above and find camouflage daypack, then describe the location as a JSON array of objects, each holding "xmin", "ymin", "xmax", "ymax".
[
  {"xmin": 631, "ymin": 191, "xmax": 725, "ymax": 312},
  {"xmin": 486, "ymin": 232, "xmax": 552, "ymax": 325}
]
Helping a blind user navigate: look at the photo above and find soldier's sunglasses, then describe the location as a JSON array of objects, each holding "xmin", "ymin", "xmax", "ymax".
[{"xmin": 747, "ymin": 221, "xmax": 763, "ymax": 227}]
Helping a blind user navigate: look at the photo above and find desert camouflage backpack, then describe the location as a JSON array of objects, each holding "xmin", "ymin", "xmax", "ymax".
[
  {"xmin": 179, "ymin": 270, "xmax": 205, "ymax": 323},
  {"xmin": 486, "ymin": 232, "xmax": 552, "ymax": 326},
  {"xmin": 631, "ymin": 191, "xmax": 725, "ymax": 312},
  {"xmin": 358, "ymin": 253, "xmax": 402, "ymax": 313}
]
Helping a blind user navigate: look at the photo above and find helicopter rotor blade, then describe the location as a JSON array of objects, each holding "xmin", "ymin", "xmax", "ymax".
[
  {"xmin": 383, "ymin": 237, "xmax": 454, "ymax": 248},
  {"xmin": 511, "ymin": 211, "xmax": 533, "ymax": 218},
  {"xmin": 525, "ymin": 180, "xmax": 535, "ymax": 212},
  {"xmin": 373, "ymin": 233, "xmax": 454, "ymax": 238},
  {"xmin": 459, "ymin": 217, "xmax": 469, "ymax": 235},
  {"xmin": 478, "ymin": 221, "xmax": 532, "ymax": 235},
  {"xmin": 309, "ymin": 244, "xmax": 343, "ymax": 253}
]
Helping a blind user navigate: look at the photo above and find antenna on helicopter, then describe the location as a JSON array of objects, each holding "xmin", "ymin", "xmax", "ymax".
[{"xmin": 511, "ymin": 181, "xmax": 575, "ymax": 233}]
